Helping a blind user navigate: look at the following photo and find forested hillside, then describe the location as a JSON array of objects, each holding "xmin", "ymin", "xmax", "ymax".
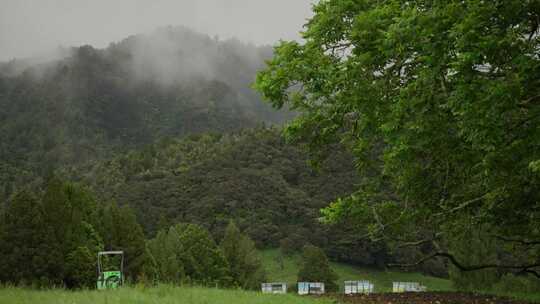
[
  {"xmin": 0, "ymin": 27, "xmax": 415, "ymax": 277},
  {"xmin": 0, "ymin": 27, "xmax": 291, "ymax": 200},
  {"xmin": 59, "ymin": 127, "xmax": 404, "ymax": 270}
]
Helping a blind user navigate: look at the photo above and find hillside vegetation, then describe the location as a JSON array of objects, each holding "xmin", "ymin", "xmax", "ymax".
[
  {"xmin": 58, "ymin": 127, "xmax": 439, "ymax": 274},
  {"xmin": 0, "ymin": 26, "xmax": 442, "ymax": 284},
  {"xmin": 0, "ymin": 26, "xmax": 291, "ymax": 200},
  {"xmin": 3, "ymin": 0, "xmax": 540, "ymax": 296}
]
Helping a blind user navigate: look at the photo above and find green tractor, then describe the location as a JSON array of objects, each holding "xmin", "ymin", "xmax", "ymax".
[{"xmin": 97, "ymin": 251, "xmax": 124, "ymax": 290}]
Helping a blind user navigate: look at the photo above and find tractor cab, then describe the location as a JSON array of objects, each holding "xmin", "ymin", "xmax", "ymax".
[{"xmin": 97, "ymin": 251, "xmax": 124, "ymax": 290}]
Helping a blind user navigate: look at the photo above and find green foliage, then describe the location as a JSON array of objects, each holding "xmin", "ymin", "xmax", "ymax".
[
  {"xmin": 448, "ymin": 225, "xmax": 499, "ymax": 291},
  {"xmin": 0, "ymin": 27, "xmax": 291, "ymax": 196},
  {"xmin": 57, "ymin": 126, "xmax": 438, "ymax": 273},
  {"xmin": 146, "ymin": 229, "xmax": 185, "ymax": 283},
  {"xmin": 97, "ymin": 202, "xmax": 147, "ymax": 281},
  {"xmin": 255, "ymin": 0, "xmax": 540, "ymax": 282},
  {"xmin": 0, "ymin": 190, "xmax": 48, "ymax": 285},
  {"xmin": 147, "ymin": 223, "xmax": 230, "ymax": 286},
  {"xmin": 297, "ymin": 245, "xmax": 339, "ymax": 292},
  {"xmin": 263, "ymin": 249, "xmax": 453, "ymax": 293},
  {"xmin": 0, "ymin": 177, "xmax": 154, "ymax": 288},
  {"xmin": 0, "ymin": 179, "xmax": 105, "ymax": 287},
  {"xmin": 64, "ymin": 127, "xmax": 384, "ymax": 268},
  {"xmin": 65, "ymin": 246, "xmax": 97, "ymax": 288},
  {"xmin": 221, "ymin": 221, "xmax": 266, "ymax": 289},
  {"xmin": 492, "ymin": 273, "xmax": 540, "ymax": 294},
  {"xmin": 279, "ymin": 238, "xmax": 297, "ymax": 256},
  {"xmin": 176, "ymin": 224, "xmax": 230, "ymax": 286}
]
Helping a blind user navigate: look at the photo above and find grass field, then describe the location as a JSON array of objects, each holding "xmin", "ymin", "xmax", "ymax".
[
  {"xmin": 0, "ymin": 285, "xmax": 333, "ymax": 304},
  {"xmin": 1, "ymin": 250, "xmax": 536, "ymax": 303},
  {"xmin": 261, "ymin": 249, "xmax": 453, "ymax": 293}
]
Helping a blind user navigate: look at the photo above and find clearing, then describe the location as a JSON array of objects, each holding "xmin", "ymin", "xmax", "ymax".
[{"xmin": 261, "ymin": 249, "xmax": 453, "ymax": 292}]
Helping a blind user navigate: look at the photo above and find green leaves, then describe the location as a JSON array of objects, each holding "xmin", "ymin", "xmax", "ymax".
[
  {"xmin": 0, "ymin": 179, "xmax": 106, "ymax": 288},
  {"xmin": 297, "ymin": 245, "xmax": 339, "ymax": 292},
  {"xmin": 255, "ymin": 0, "xmax": 540, "ymax": 278},
  {"xmin": 529, "ymin": 160, "xmax": 540, "ymax": 174},
  {"xmin": 147, "ymin": 223, "xmax": 230, "ymax": 287},
  {"xmin": 220, "ymin": 221, "xmax": 266, "ymax": 289}
]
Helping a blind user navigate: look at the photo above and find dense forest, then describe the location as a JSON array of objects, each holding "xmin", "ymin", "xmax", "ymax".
[
  {"xmin": 1, "ymin": 0, "xmax": 539, "ymax": 296},
  {"xmin": 0, "ymin": 26, "xmax": 423, "ymax": 288},
  {"xmin": 59, "ymin": 127, "xmax": 418, "ymax": 270},
  {"xmin": 0, "ymin": 26, "xmax": 291, "ymax": 197}
]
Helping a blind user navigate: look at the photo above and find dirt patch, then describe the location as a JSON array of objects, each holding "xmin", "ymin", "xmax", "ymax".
[{"xmin": 329, "ymin": 292, "xmax": 531, "ymax": 304}]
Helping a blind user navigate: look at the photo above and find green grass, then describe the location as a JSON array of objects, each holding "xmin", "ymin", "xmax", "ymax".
[
  {"xmin": 262, "ymin": 250, "xmax": 540, "ymax": 302},
  {"xmin": 2, "ymin": 250, "xmax": 536, "ymax": 303},
  {"xmin": 261, "ymin": 249, "xmax": 454, "ymax": 293},
  {"xmin": 0, "ymin": 285, "xmax": 334, "ymax": 304}
]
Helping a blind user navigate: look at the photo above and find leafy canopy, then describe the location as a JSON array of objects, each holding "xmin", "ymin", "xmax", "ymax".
[{"xmin": 255, "ymin": 0, "xmax": 540, "ymax": 276}]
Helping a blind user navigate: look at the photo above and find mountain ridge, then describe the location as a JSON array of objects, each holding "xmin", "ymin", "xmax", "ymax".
[{"xmin": 0, "ymin": 27, "xmax": 291, "ymax": 180}]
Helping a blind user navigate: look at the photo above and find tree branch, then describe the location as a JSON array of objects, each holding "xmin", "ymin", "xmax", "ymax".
[
  {"xmin": 388, "ymin": 251, "xmax": 540, "ymax": 279},
  {"xmin": 493, "ymin": 235, "xmax": 540, "ymax": 246},
  {"xmin": 433, "ymin": 195, "xmax": 486, "ymax": 217},
  {"xmin": 395, "ymin": 233, "xmax": 443, "ymax": 249}
]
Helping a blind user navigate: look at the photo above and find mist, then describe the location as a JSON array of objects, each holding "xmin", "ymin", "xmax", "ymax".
[
  {"xmin": 0, "ymin": 0, "xmax": 315, "ymax": 62},
  {"xmin": 121, "ymin": 27, "xmax": 266, "ymax": 87}
]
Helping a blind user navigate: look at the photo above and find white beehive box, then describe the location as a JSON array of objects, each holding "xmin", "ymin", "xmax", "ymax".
[
  {"xmin": 392, "ymin": 282, "xmax": 426, "ymax": 292},
  {"xmin": 298, "ymin": 282, "xmax": 325, "ymax": 295},
  {"xmin": 261, "ymin": 282, "xmax": 287, "ymax": 294},
  {"xmin": 344, "ymin": 280, "xmax": 374, "ymax": 294}
]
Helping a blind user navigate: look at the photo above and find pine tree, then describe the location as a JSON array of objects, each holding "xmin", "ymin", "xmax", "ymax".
[
  {"xmin": 221, "ymin": 221, "xmax": 266, "ymax": 289},
  {"xmin": 40, "ymin": 177, "xmax": 70, "ymax": 283},
  {"xmin": 39, "ymin": 178, "xmax": 103, "ymax": 286},
  {"xmin": 98, "ymin": 202, "xmax": 147, "ymax": 281},
  {"xmin": 1, "ymin": 190, "xmax": 47, "ymax": 284},
  {"xmin": 64, "ymin": 222, "xmax": 104, "ymax": 288},
  {"xmin": 297, "ymin": 245, "xmax": 338, "ymax": 291},
  {"xmin": 0, "ymin": 179, "xmax": 149, "ymax": 288}
]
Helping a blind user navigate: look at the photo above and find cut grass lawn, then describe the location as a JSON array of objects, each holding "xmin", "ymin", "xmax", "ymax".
[
  {"xmin": 0, "ymin": 285, "xmax": 334, "ymax": 304},
  {"xmin": 261, "ymin": 249, "xmax": 454, "ymax": 292}
]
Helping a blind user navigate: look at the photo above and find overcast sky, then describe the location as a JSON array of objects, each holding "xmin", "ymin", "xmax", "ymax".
[{"xmin": 0, "ymin": 0, "xmax": 316, "ymax": 61}]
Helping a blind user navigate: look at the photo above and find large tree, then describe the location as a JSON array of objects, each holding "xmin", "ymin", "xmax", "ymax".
[
  {"xmin": 297, "ymin": 245, "xmax": 339, "ymax": 291},
  {"xmin": 0, "ymin": 179, "xmax": 104, "ymax": 287},
  {"xmin": 0, "ymin": 190, "xmax": 48, "ymax": 284},
  {"xmin": 97, "ymin": 202, "xmax": 148, "ymax": 281},
  {"xmin": 147, "ymin": 223, "xmax": 230, "ymax": 286},
  {"xmin": 255, "ymin": 0, "xmax": 540, "ymax": 278},
  {"xmin": 220, "ymin": 221, "xmax": 266, "ymax": 289}
]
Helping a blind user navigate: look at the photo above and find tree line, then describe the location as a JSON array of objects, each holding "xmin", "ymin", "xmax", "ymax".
[
  {"xmin": 0, "ymin": 177, "xmax": 268, "ymax": 289},
  {"xmin": 58, "ymin": 127, "xmax": 436, "ymax": 275},
  {"xmin": 0, "ymin": 126, "xmax": 446, "ymax": 287}
]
